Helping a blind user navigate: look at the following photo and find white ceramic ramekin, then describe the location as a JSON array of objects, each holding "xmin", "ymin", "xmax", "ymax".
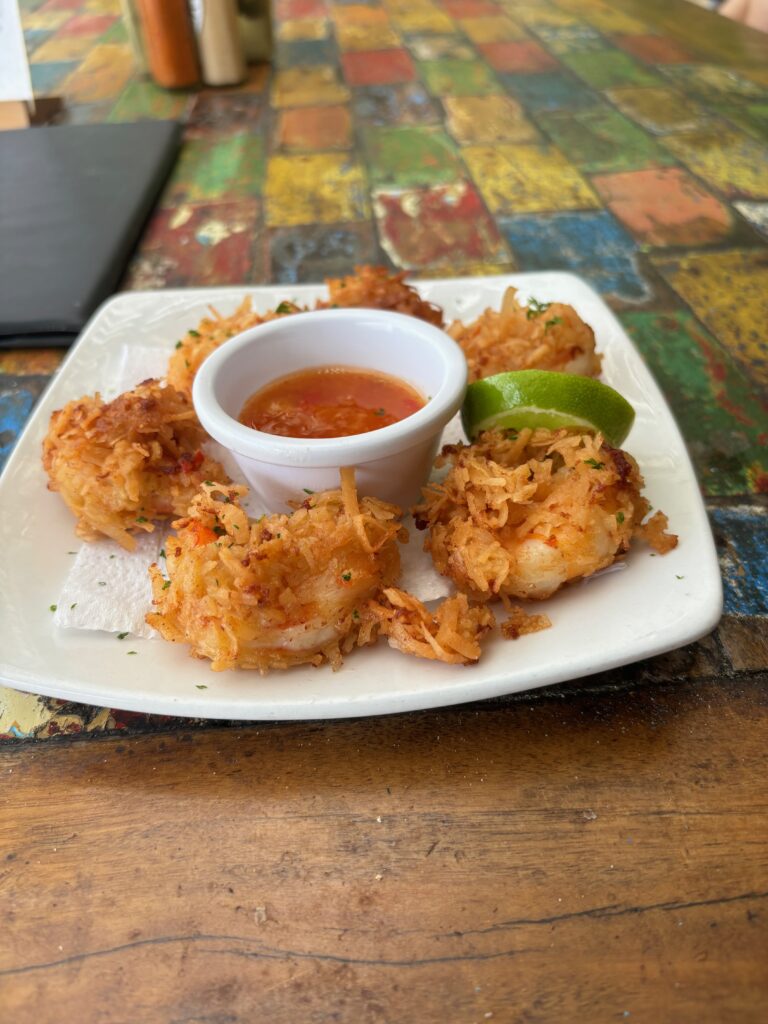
[{"xmin": 192, "ymin": 308, "xmax": 467, "ymax": 511}]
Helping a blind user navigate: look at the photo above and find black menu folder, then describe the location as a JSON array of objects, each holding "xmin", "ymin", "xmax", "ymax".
[{"xmin": 0, "ymin": 120, "xmax": 182, "ymax": 347}]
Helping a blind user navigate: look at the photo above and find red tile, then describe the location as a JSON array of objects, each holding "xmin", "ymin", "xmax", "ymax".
[
  {"xmin": 591, "ymin": 168, "xmax": 731, "ymax": 247},
  {"xmin": 341, "ymin": 49, "xmax": 416, "ymax": 87},
  {"xmin": 613, "ymin": 34, "xmax": 693, "ymax": 65},
  {"xmin": 275, "ymin": 0, "xmax": 327, "ymax": 19},
  {"xmin": 39, "ymin": 0, "xmax": 82, "ymax": 9},
  {"xmin": 440, "ymin": 0, "xmax": 501, "ymax": 16},
  {"xmin": 477, "ymin": 41, "xmax": 558, "ymax": 74},
  {"xmin": 61, "ymin": 14, "xmax": 117, "ymax": 35},
  {"xmin": 276, "ymin": 105, "xmax": 352, "ymax": 150}
]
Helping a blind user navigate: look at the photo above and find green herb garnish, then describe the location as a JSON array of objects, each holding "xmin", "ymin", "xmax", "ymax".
[
  {"xmin": 616, "ymin": 511, "xmax": 625, "ymax": 524},
  {"xmin": 127, "ymin": 650, "xmax": 137, "ymax": 655},
  {"xmin": 196, "ymin": 684, "xmax": 208, "ymax": 690},
  {"xmin": 162, "ymin": 580, "xmax": 171, "ymax": 590},
  {"xmin": 70, "ymin": 603, "xmax": 77, "ymax": 610},
  {"xmin": 303, "ymin": 488, "xmax": 314, "ymax": 494},
  {"xmin": 117, "ymin": 632, "xmax": 128, "ymax": 640},
  {"xmin": 526, "ymin": 297, "xmax": 551, "ymax": 319},
  {"xmin": 188, "ymin": 329, "xmax": 200, "ymax": 338},
  {"xmin": 49, "ymin": 604, "xmax": 57, "ymax": 612},
  {"xmin": 136, "ymin": 516, "xmax": 148, "ymax": 523},
  {"xmin": 544, "ymin": 316, "xmax": 562, "ymax": 331},
  {"xmin": 175, "ymin": 341, "xmax": 183, "ymax": 349},
  {"xmin": 584, "ymin": 458, "xmax": 605, "ymax": 469},
  {"xmin": 276, "ymin": 300, "xmax": 293, "ymax": 314},
  {"xmin": 341, "ymin": 571, "xmax": 352, "ymax": 582}
]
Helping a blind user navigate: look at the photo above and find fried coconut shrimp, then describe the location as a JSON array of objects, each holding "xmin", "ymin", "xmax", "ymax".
[
  {"xmin": 449, "ymin": 287, "xmax": 601, "ymax": 382},
  {"xmin": 414, "ymin": 429, "xmax": 678, "ymax": 602},
  {"xmin": 147, "ymin": 470, "xmax": 405, "ymax": 672},
  {"xmin": 167, "ymin": 296, "xmax": 305, "ymax": 395},
  {"xmin": 319, "ymin": 265, "xmax": 445, "ymax": 327},
  {"xmin": 42, "ymin": 379, "xmax": 227, "ymax": 550},
  {"xmin": 368, "ymin": 588, "xmax": 495, "ymax": 664}
]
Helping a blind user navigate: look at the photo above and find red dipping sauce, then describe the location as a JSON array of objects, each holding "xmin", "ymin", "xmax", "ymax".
[{"xmin": 239, "ymin": 365, "xmax": 425, "ymax": 439}]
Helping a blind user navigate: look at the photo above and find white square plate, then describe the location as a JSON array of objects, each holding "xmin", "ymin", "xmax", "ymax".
[{"xmin": 0, "ymin": 273, "xmax": 722, "ymax": 719}]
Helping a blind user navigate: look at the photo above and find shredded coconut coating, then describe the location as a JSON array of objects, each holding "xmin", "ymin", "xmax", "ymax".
[
  {"xmin": 414, "ymin": 428, "xmax": 678, "ymax": 601},
  {"xmin": 449, "ymin": 287, "xmax": 601, "ymax": 383},
  {"xmin": 147, "ymin": 470, "xmax": 405, "ymax": 673},
  {"xmin": 501, "ymin": 604, "xmax": 552, "ymax": 640},
  {"xmin": 42, "ymin": 379, "xmax": 227, "ymax": 550},
  {"xmin": 167, "ymin": 296, "xmax": 305, "ymax": 396},
  {"xmin": 319, "ymin": 265, "xmax": 445, "ymax": 327},
  {"xmin": 368, "ymin": 588, "xmax": 495, "ymax": 664}
]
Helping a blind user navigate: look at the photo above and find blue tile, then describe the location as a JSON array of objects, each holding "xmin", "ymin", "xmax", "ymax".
[
  {"xmin": 352, "ymin": 83, "xmax": 440, "ymax": 126},
  {"xmin": 269, "ymin": 223, "xmax": 381, "ymax": 284},
  {"xmin": 30, "ymin": 60, "xmax": 77, "ymax": 95},
  {"xmin": 23, "ymin": 28, "xmax": 53, "ymax": 56},
  {"xmin": 500, "ymin": 71, "xmax": 596, "ymax": 112},
  {"xmin": 275, "ymin": 38, "xmax": 337, "ymax": 69},
  {"xmin": 499, "ymin": 210, "xmax": 651, "ymax": 303},
  {"xmin": 0, "ymin": 377, "xmax": 48, "ymax": 472},
  {"xmin": 709, "ymin": 506, "xmax": 768, "ymax": 616}
]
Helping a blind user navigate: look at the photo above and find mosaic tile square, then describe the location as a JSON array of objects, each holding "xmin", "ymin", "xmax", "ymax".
[
  {"xmin": 0, "ymin": 378, "xmax": 50, "ymax": 474},
  {"xmin": 461, "ymin": 143, "xmax": 599, "ymax": 214},
  {"xmin": 20, "ymin": 9, "xmax": 70, "ymax": 30},
  {"xmin": 457, "ymin": 16, "xmax": 528, "ymax": 43},
  {"xmin": 503, "ymin": 4, "xmax": 578, "ymax": 28},
  {"xmin": 269, "ymin": 222, "xmax": 381, "ymax": 283},
  {"xmin": 341, "ymin": 48, "xmax": 416, "ymax": 85},
  {"xmin": 59, "ymin": 100, "xmax": 113, "ymax": 123},
  {"xmin": 331, "ymin": 4, "xmax": 392, "ymax": 26},
  {"xmin": 538, "ymin": 106, "xmax": 675, "ymax": 173},
  {"xmin": 606, "ymin": 87, "xmax": 706, "ymax": 135},
  {"xmin": 62, "ymin": 12, "xmax": 115, "ymax": 34},
  {"xmin": 58, "ymin": 42, "xmax": 134, "ymax": 102},
  {"xmin": 276, "ymin": 0, "xmax": 328, "ymax": 19},
  {"xmin": 29, "ymin": 59, "xmax": 77, "ymax": 94},
  {"xmin": 184, "ymin": 92, "xmax": 267, "ymax": 139},
  {"xmin": 98, "ymin": 17, "xmax": 127, "ymax": 43},
  {"xmin": 579, "ymin": 6, "xmax": 648, "ymax": 34},
  {"xmin": 362, "ymin": 124, "xmax": 463, "ymax": 187},
  {"xmin": 107, "ymin": 79, "xmax": 192, "ymax": 123},
  {"xmin": 405, "ymin": 35, "xmax": 475, "ymax": 61},
  {"xmin": 499, "ymin": 210, "xmax": 651, "ymax": 303},
  {"xmin": 277, "ymin": 17, "xmax": 330, "ymax": 41},
  {"xmin": 387, "ymin": 4, "xmax": 455, "ymax": 34},
  {"xmin": 661, "ymin": 125, "xmax": 768, "ymax": 199},
  {"xmin": 264, "ymin": 153, "xmax": 370, "ymax": 226},
  {"xmin": 125, "ymin": 200, "xmax": 265, "ymax": 289},
  {"xmin": 272, "ymin": 65, "xmax": 350, "ymax": 106},
  {"xmin": 23, "ymin": 28, "xmax": 54, "ymax": 55},
  {"xmin": 334, "ymin": 21, "xmax": 400, "ymax": 51},
  {"xmin": 612, "ymin": 33, "xmax": 693, "ymax": 66},
  {"xmin": 620, "ymin": 309, "xmax": 768, "ymax": 497},
  {"xmin": 592, "ymin": 168, "xmax": 732, "ymax": 247},
  {"xmin": 419, "ymin": 58, "xmax": 499, "ymax": 96},
  {"xmin": 351, "ymin": 82, "xmax": 440, "ymax": 125},
  {"xmin": 374, "ymin": 180, "xmax": 513, "ymax": 270},
  {"xmin": 562, "ymin": 49, "xmax": 659, "ymax": 89},
  {"xmin": 276, "ymin": 37, "xmax": 338, "ymax": 66},
  {"xmin": 477, "ymin": 40, "xmax": 557, "ymax": 73},
  {"xmin": 30, "ymin": 31, "xmax": 101, "ymax": 61},
  {"xmin": 275, "ymin": 104, "xmax": 352, "ymax": 150},
  {"xmin": 659, "ymin": 65, "xmax": 768, "ymax": 101},
  {"xmin": 704, "ymin": 100, "xmax": 768, "ymax": 142},
  {"xmin": 500, "ymin": 71, "xmax": 596, "ymax": 111},
  {"xmin": 441, "ymin": 0, "xmax": 502, "ymax": 16},
  {"xmin": 163, "ymin": 136, "xmax": 265, "ymax": 206},
  {"xmin": 651, "ymin": 249, "xmax": 768, "ymax": 388},
  {"xmin": 443, "ymin": 94, "xmax": 538, "ymax": 144},
  {"xmin": 526, "ymin": 23, "xmax": 605, "ymax": 56}
]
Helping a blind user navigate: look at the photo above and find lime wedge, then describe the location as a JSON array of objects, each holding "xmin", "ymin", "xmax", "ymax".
[{"xmin": 461, "ymin": 370, "xmax": 635, "ymax": 446}]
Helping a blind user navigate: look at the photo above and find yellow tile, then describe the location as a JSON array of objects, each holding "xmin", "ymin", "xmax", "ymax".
[
  {"xmin": 583, "ymin": 6, "xmax": 648, "ymax": 33},
  {"xmin": 652, "ymin": 250, "xmax": 768, "ymax": 386},
  {"xmin": 31, "ymin": 33, "xmax": 102, "ymax": 64},
  {"xmin": 444, "ymin": 95, "xmax": 538, "ymax": 144},
  {"xmin": 22, "ymin": 10, "xmax": 70, "ymax": 31},
  {"xmin": 272, "ymin": 66, "xmax": 350, "ymax": 108},
  {"xmin": 462, "ymin": 143, "xmax": 599, "ymax": 214},
  {"xmin": 277, "ymin": 18, "xmax": 329, "ymax": 42},
  {"xmin": 265, "ymin": 153, "xmax": 370, "ymax": 226},
  {"xmin": 335, "ymin": 23, "xmax": 401, "ymax": 52},
  {"xmin": 389, "ymin": 6, "xmax": 455, "ymax": 34},
  {"xmin": 332, "ymin": 5, "xmax": 392, "ymax": 25},
  {"xmin": 458, "ymin": 16, "xmax": 528, "ymax": 43},
  {"xmin": 59, "ymin": 44, "xmax": 135, "ymax": 103},
  {"xmin": 662, "ymin": 126, "xmax": 768, "ymax": 198},
  {"xmin": 509, "ymin": 5, "xmax": 579, "ymax": 26}
]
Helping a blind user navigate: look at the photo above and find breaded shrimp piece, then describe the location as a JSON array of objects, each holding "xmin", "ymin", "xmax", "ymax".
[
  {"xmin": 147, "ymin": 470, "xmax": 405, "ymax": 673},
  {"xmin": 367, "ymin": 588, "xmax": 495, "ymax": 664},
  {"xmin": 42, "ymin": 379, "xmax": 227, "ymax": 550},
  {"xmin": 414, "ymin": 429, "xmax": 677, "ymax": 601},
  {"xmin": 167, "ymin": 296, "xmax": 305, "ymax": 396},
  {"xmin": 449, "ymin": 287, "xmax": 601, "ymax": 382},
  {"xmin": 319, "ymin": 265, "xmax": 445, "ymax": 327}
]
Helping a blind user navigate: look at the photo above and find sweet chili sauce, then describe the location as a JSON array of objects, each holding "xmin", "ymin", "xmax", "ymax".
[{"xmin": 238, "ymin": 365, "xmax": 425, "ymax": 439}]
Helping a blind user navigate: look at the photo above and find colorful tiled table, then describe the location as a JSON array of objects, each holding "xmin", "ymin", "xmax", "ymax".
[{"xmin": 2, "ymin": 0, "xmax": 767, "ymax": 740}]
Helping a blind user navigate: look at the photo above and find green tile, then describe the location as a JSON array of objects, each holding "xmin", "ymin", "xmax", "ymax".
[
  {"xmin": 362, "ymin": 124, "xmax": 463, "ymax": 187},
  {"xmin": 562, "ymin": 49, "xmax": 660, "ymax": 89},
  {"xmin": 164, "ymin": 135, "xmax": 266, "ymax": 204},
  {"xmin": 419, "ymin": 59, "xmax": 499, "ymax": 97},
  {"xmin": 539, "ymin": 106, "xmax": 675, "ymax": 173},
  {"xmin": 108, "ymin": 79, "xmax": 192, "ymax": 122}
]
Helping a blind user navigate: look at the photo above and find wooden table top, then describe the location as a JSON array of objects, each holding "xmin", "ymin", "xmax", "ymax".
[{"xmin": 1, "ymin": 0, "xmax": 767, "ymax": 1019}]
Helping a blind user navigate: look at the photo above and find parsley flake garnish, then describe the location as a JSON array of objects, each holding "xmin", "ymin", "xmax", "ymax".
[
  {"xmin": 375, "ymin": 408, "xmax": 386, "ymax": 416},
  {"xmin": 175, "ymin": 341, "xmax": 183, "ymax": 350},
  {"xmin": 352, "ymin": 609, "xmax": 360, "ymax": 620},
  {"xmin": 49, "ymin": 604, "xmax": 57, "ymax": 612},
  {"xmin": 117, "ymin": 632, "xmax": 128, "ymax": 640},
  {"xmin": 188, "ymin": 329, "xmax": 200, "ymax": 338},
  {"xmin": 204, "ymin": 481, "xmax": 213, "ymax": 486},
  {"xmin": 303, "ymin": 488, "xmax": 314, "ymax": 494},
  {"xmin": 68, "ymin": 551, "xmax": 77, "ymax": 555},
  {"xmin": 676, "ymin": 574, "xmax": 684, "ymax": 580},
  {"xmin": 98, "ymin": 581, "xmax": 107, "ymax": 586},
  {"xmin": 341, "ymin": 571, "xmax": 352, "ymax": 582},
  {"xmin": 196, "ymin": 684, "xmax": 208, "ymax": 690},
  {"xmin": 213, "ymin": 525, "xmax": 226, "ymax": 536},
  {"xmin": 184, "ymin": 359, "xmax": 190, "ymax": 368},
  {"xmin": 544, "ymin": 316, "xmax": 563, "ymax": 331},
  {"xmin": 159, "ymin": 548, "xmax": 166, "ymax": 559},
  {"xmin": 162, "ymin": 580, "xmax": 171, "ymax": 590},
  {"xmin": 584, "ymin": 458, "xmax": 605, "ymax": 470},
  {"xmin": 526, "ymin": 297, "xmax": 551, "ymax": 319},
  {"xmin": 276, "ymin": 300, "xmax": 293, "ymax": 314},
  {"xmin": 616, "ymin": 511, "xmax": 625, "ymax": 524},
  {"xmin": 70, "ymin": 603, "xmax": 77, "ymax": 610},
  {"xmin": 127, "ymin": 650, "xmax": 137, "ymax": 655},
  {"xmin": 136, "ymin": 516, "xmax": 148, "ymax": 523}
]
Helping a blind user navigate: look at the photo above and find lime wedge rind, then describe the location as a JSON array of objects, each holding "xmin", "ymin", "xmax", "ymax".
[{"xmin": 461, "ymin": 370, "xmax": 635, "ymax": 447}]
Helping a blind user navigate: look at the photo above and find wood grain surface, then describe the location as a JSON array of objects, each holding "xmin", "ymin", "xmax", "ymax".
[{"xmin": 3, "ymin": 673, "xmax": 767, "ymax": 1023}]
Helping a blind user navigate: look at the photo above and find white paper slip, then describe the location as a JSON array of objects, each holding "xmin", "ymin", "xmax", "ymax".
[{"xmin": 0, "ymin": 0, "xmax": 34, "ymax": 102}]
